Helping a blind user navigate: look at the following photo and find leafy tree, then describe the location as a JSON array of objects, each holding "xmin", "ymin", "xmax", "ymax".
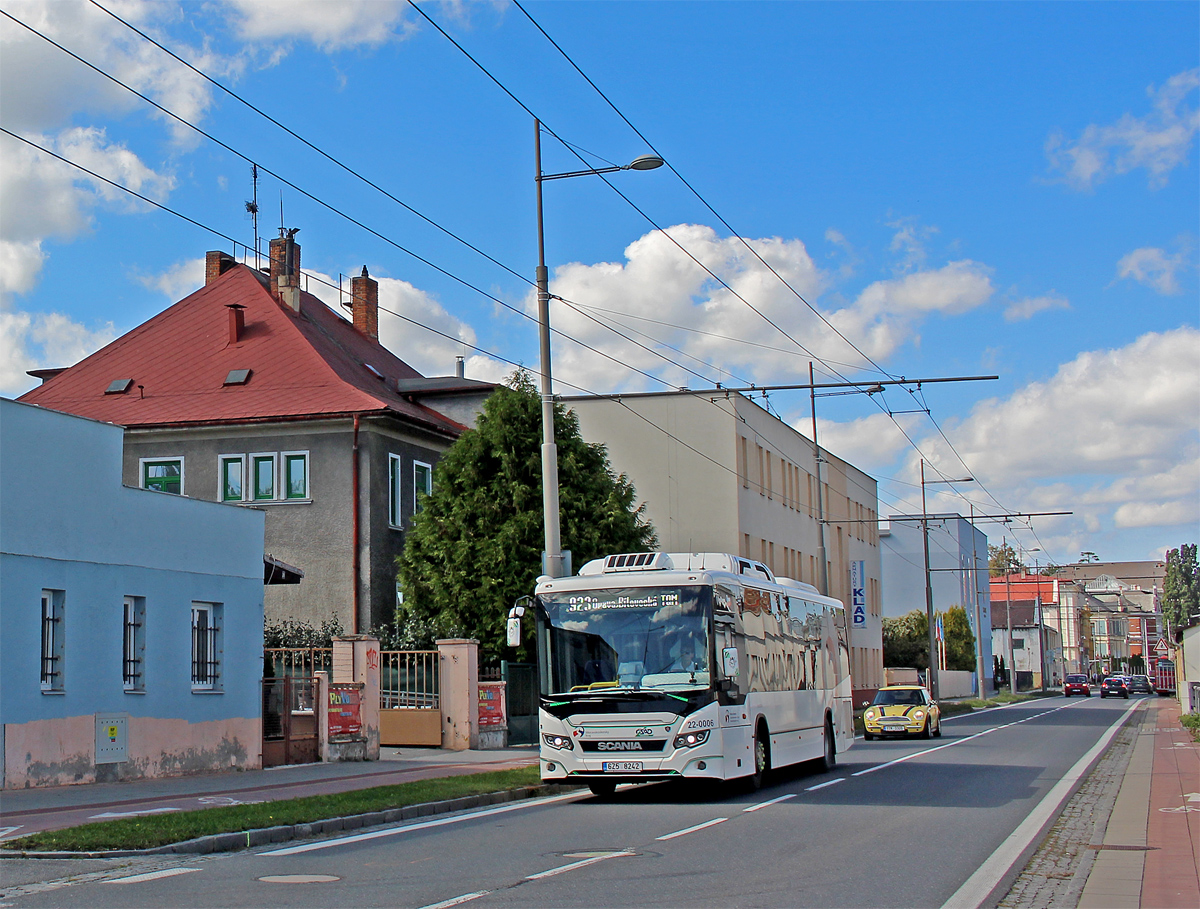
[
  {"xmin": 883, "ymin": 610, "xmax": 929, "ymax": 670},
  {"xmin": 396, "ymin": 372, "xmax": 657, "ymax": 663},
  {"xmin": 943, "ymin": 605, "xmax": 977, "ymax": 671},
  {"xmin": 989, "ymin": 542, "xmax": 1023, "ymax": 577},
  {"xmin": 1162, "ymin": 543, "xmax": 1199, "ymax": 633}
]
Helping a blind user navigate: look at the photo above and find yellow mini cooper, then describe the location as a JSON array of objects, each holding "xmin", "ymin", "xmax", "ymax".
[{"xmin": 862, "ymin": 685, "xmax": 942, "ymax": 740}]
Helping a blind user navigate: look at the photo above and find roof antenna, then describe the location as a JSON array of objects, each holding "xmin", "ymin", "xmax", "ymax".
[
  {"xmin": 279, "ymin": 192, "xmax": 285, "ymax": 233},
  {"xmin": 245, "ymin": 163, "xmax": 259, "ymax": 270}
]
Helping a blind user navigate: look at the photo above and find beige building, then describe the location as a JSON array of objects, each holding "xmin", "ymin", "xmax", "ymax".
[{"xmin": 567, "ymin": 390, "xmax": 884, "ymax": 693}]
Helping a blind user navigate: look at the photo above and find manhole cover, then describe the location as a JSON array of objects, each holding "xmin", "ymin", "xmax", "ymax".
[{"xmin": 258, "ymin": 874, "xmax": 341, "ymax": 883}]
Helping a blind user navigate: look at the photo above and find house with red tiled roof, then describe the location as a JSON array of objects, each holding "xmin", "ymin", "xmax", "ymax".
[{"xmin": 19, "ymin": 234, "xmax": 493, "ymax": 633}]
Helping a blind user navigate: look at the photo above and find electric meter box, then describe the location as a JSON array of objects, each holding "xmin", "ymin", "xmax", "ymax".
[{"xmin": 95, "ymin": 714, "xmax": 128, "ymax": 764}]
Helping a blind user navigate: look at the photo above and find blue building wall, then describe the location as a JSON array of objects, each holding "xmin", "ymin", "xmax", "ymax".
[
  {"xmin": 880, "ymin": 514, "xmax": 993, "ymax": 692},
  {"xmin": 1, "ymin": 399, "xmax": 266, "ymax": 787}
]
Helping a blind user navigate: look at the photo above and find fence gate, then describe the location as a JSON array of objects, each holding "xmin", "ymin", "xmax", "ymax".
[
  {"xmin": 379, "ymin": 650, "xmax": 441, "ymax": 746},
  {"xmin": 262, "ymin": 676, "xmax": 319, "ymax": 767},
  {"xmin": 502, "ymin": 661, "xmax": 537, "ymax": 745}
]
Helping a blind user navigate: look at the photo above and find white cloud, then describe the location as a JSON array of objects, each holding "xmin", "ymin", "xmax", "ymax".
[
  {"xmin": 224, "ymin": 0, "xmax": 418, "ymax": 51},
  {"xmin": 812, "ymin": 411, "xmax": 922, "ymax": 476},
  {"xmin": 1004, "ymin": 293, "xmax": 1070, "ymax": 322},
  {"xmin": 0, "ymin": 309, "xmax": 117, "ymax": 396},
  {"xmin": 886, "ymin": 216, "xmax": 939, "ymax": 274},
  {"xmin": 135, "ymin": 257, "xmax": 205, "ymax": 299},
  {"xmin": 0, "ymin": 1, "xmax": 225, "ymax": 145},
  {"xmin": 0, "ymin": 127, "xmax": 175, "ymax": 304},
  {"xmin": 1116, "ymin": 246, "xmax": 1189, "ymax": 295},
  {"xmin": 533, "ymin": 224, "xmax": 996, "ymax": 394},
  {"xmin": 909, "ymin": 327, "xmax": 1200, "ymax": 545},
  {"xmin": 1045, "ymin": 67, "xmax": 1200, "ymax": 190}
]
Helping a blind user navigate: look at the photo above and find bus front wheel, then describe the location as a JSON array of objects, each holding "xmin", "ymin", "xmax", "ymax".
[
  {"xmin": 748, "ymin": 724, "xmax": 770, "ymax": 791},
  {"xmin": 587, "ymin": 780, "xmax": 616, "ymax": 798},
  {"xmin": 820, "ymin": 716, "xmax": 836, "ymax": 771}
]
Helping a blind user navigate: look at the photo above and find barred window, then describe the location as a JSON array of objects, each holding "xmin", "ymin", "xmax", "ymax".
[
  {"xmin": 191, "ymin": 603, "xmax": 222, "ymax": 691},
  {"xmin": 40, "ymin": 589, "xmax": 64, "ymax": 691},
  {"xmin": 123, "ymin": 596, "xmax": 146, "ymax": 691}
]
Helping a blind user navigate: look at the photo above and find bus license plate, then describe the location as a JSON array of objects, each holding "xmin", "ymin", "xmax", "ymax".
[{"xmin": 602, "ymin": 761, "xmax": 642, "ymax": 772}]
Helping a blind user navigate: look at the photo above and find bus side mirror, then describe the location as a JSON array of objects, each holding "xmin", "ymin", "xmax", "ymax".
[
  {"xmin": 507, "ymin": 598, "xmax": 528, "ymax": 648},
  {"xmin": 722, "ymin": 646, "xmax": 739, "ymax": 679}
]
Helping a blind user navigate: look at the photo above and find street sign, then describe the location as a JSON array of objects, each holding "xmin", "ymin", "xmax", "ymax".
[
  {"xmin": 1154, "ymin": 638, "xmax": 1168, "ymax": 656},
  {"xmin": 851, "ymin": 560, "xmax": 866, "ymax": 628}
]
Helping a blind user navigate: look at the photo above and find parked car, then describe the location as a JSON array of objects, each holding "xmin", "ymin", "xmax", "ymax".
[
  {"xmin": 1063, "ymin": 674, "xmax": 1091, "ymax": 697},
  {"xmin": 862, "ymin": 685, "xmax": 941, "ymax": 740},
  {"xmin": 1100, "ymin": 676, "xmax": 1130, "ymax": 699},
  {"xmin": 1127, "ymin": 674, "xmax": 1153, "ymax": 694}
]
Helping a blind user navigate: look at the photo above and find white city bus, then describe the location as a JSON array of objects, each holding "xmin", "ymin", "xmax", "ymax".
[{"xmin": 527, "ymin": 551, "xmax": 854, "ymax": 796}]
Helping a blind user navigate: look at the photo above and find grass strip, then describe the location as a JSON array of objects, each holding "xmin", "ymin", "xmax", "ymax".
[{"xmin": 4, "ymin": 766, "xmax": 542, "ymax": 853}]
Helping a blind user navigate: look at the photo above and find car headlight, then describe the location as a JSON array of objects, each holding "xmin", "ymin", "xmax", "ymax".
[
  {"xmin": 864, "ymin": 708, "xmax": 877, "ymax": 720},
  {"xmin": 542, "ymin": 734, "xmax": 574, "ymax": 751},
  {"xmin": 673, "ymin": 730, "xmax": 710, "ymax": 749},
  {"xmin": 913, "ymin": 710, "xmax": 925, "ymax": 720}
]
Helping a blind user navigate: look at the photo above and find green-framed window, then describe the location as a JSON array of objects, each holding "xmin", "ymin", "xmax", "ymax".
[
  {"xmin": 220, "ymin": 456, "xmax": 244, "ymax": 502},
  {"xmin": 252, "ymin": 454, "xmax": 275, "ymax": 500},
  {"xmin": 414, "ymin": 460, "xmax": 432, "ymax": 514},
  {"xmin": 283, "ymin": 452, "xmax": 308, "ymax": 499},
  {"xmin": 142, "ymin": 458, "xmax": 182, "ymax": 495}
]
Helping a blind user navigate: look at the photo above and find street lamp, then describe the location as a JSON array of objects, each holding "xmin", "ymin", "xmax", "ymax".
[
  {"xmin": 534, "ymin": 119, "xmax": 663, "ymax": 578},
  {"xmin": 919, "ymin": 460, "xmax": 973, "ymax": 701}
]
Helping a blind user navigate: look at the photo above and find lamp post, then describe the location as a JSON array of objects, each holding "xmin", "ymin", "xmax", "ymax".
[
  {"xmin": 534, "ymin": 120, "xmax": 662, "ymax": 578},
  {"xmin": 919, "ymin": 460, "xmax": 973, "ymax": 701}
]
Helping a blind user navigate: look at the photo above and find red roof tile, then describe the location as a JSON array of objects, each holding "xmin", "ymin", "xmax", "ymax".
[{"xmin": 18, "ymin": 265, "xmax": 465, "ymax": 436}]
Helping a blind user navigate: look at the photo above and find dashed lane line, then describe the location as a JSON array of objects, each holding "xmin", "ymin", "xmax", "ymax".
[
  {"xmin": 804, "ymin": 778, "xmax": 845, "ymax": 792},
  {"xmin": 525, "ymin": 851, "xmax": 635, "ymax": 880},
  {"xmin": 103, "ymin": 868, "xmax": 202, "ymax": 885},
  {"xmin": 655, "ymin": 817, "xmax": 728, "ymax": 840},
  {"xmin": 744, "ymin": 793, "xmax": 798, "ymax": 811}
]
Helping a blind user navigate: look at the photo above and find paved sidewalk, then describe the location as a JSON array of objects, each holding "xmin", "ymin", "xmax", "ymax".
[
  {"xmin": 1079, "ymin": 697, "xmax": 1199, "ymax": 909},
  {"xmin": 0, "ymin": 745, "xmax": 537, "ymax": 842}
]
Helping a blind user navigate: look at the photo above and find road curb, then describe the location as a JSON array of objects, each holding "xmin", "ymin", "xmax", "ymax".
[{"xmin": 0, "ymin": 784, "xmax": 579, "ymax": 860}]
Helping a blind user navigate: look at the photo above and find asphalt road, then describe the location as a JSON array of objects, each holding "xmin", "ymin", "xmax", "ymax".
[{"xmin": 2, "ymin": 697, "xmax": 1144, "ymax": 909}]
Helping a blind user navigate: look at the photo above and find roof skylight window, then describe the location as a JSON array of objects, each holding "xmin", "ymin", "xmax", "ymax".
[
  {"xmin": 105, "ymin": 378, "xmax": 134, "ymax": 395},
  {"xmin": 364, "ymin": 364, "xmax": 384, "ymax": 380},
  {"xmin": 224, "ymin": 369, "xmax": 252, "ymax": 386}
]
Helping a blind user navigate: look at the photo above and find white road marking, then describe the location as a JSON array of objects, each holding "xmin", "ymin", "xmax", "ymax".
[
  {"xmin": 804, "ymin": 778, "xmax": 845, "ymax": 792},
  {"xmin": 0, "ymin": 826, "xmax": 23, "ymax": 841},
  {"xmin": 655, "ymin": 817, "xmax": 728, "ymax": 840},
  {"xmin": 853, "ymin": 702, "xmax": 1077, "ymax": 777},
  {"xmin": 259, "ymin": 790, "xmax": 587, "ymax": 856},
  {"xmin": 104, "ymin": 868, "xmax": 201, "ymax": 885},
  {"xmin": 525, "ymin": 851, "xmax": 634, "ymax": 880},
  {"xmin": 744, "ymin": 793, "xmax": 798, "ymax": 811},
  {"xmin": 89, "ymin": 807, "xmax": 181, "ymax": 819},
  {"xmin": 940, "ymin": 698, "xmax": 1143, "ymax": 909},
  {"xmin": 417, "ymin": 890, "xmax": 494, "ymax": 909}
]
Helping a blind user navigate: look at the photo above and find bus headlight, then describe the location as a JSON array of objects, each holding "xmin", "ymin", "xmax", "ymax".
[
  {"xmin": 673, "ymin": 730, "xmax": 710, "ymax": 749},
  {"xmin": 542, "ymin": 734, "xmax": 574, "ymax": 751}
]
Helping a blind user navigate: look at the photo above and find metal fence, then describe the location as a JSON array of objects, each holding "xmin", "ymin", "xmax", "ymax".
[
  {"xmin": 380, "ymin": 650, "xmax": 439, "ymax": 709},
  {"xmin": 265, "ymin": 647, "xmax": 332, "ymax": 679}
]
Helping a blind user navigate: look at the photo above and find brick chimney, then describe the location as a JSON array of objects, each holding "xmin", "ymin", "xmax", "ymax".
[
  {"xmin": 269, "ymin": 228, "xmax": 301, "ymax": 311},
  {"xmin": 227, "ymin": 303, "xmax": 246, "ymax": 344},
  {"xmin": 205, "ymin": 250, "xmax": 236, "ymax": 285},
  {"xmin": 351, "ymin": 266, "xmax": 379, "ymax": 340}
]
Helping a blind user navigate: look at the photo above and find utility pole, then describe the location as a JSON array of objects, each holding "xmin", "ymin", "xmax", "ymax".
[
  {"xmin": 1004, "ymin": 538, "xmax": 1017, "ymax": 695},
  {"xmin": 810, "ymin": 362, "xmax": 828, "ymax": 597}
]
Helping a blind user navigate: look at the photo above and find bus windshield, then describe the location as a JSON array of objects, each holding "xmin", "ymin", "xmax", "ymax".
[{"xmin": 538, "ymin": 586, "xmax": 712, "ymax": 697}]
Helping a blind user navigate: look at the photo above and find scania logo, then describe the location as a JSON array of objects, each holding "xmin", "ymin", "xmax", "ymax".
[{"xmin": 597, "ymin": 741, "xmax": 644, "ymax": 751}]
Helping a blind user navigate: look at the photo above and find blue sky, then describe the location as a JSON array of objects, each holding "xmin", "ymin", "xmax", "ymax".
[{"xmin": 2, "ymin": 1, "xmax": 1197, "ymax": 569}]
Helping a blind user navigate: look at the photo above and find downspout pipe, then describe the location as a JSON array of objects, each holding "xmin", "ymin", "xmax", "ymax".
[{"xmin": 352, "ymin": 414, "xmax": 361, "ymax": 635}]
